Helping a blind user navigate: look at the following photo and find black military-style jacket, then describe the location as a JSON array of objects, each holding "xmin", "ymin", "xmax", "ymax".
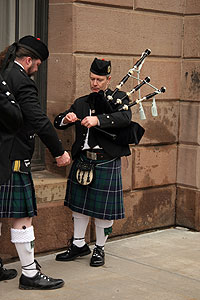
[
  {"xmin": 3, "ymin": 63, "xmax": 64, "ymax": 162},
  {"xmin": 54, "ymin": 89, "xmax": 132, "ymax": 159},
  {"xmin": 0, "ymin": 73, "xmax": 23, "ymax": 184}
]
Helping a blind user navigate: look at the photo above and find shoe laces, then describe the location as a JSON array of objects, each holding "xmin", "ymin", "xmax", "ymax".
[
  {"xmin": 67, "ymin": 237, "xmax": 73, "ymax": 247},
  {"xmin": 38, "ymin": 271, "xmax": 50, "ymax": 282},
  {"xmin": 34, "ymin": 261, "xmax": 51, "ymax": 281},
  {"xmin": 92, "ymin": 249, "xmax": 99, "ymax": 257},
  {"xmin": 34, "ymin": 259, "xmax": 50, "ymax": 281},
  {"xmin": 65, "ymin": 237, "xmax": 74, "ymax": 253},
  {"xmin": 93, "ymin": 246, "xmax": 104, "ymax": 257},
  {"xmin": 21, "ymin": 260, "xmax": 51, "ymax": 281}
]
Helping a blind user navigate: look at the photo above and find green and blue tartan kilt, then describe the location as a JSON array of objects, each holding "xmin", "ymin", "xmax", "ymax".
[
  {"xmin": 0, "ymin": 172, "xmax": 37, "ymax": 218},
  {"xmin": 64, "ymin": 155, "xmax": 124, "ymax": 220}
]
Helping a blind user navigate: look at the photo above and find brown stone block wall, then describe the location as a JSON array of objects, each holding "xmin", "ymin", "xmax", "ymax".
[
  {"xmin": 176, "ymin": 186, "xmax": 200, "ymax": 230},
  {"xmin": 121, "ymin": 58, "xmax": 180, "ymax": 102},
  {"xmin": 50, "ymin": 0, "xmax": 74, "ymax": 3},
  {"xmin": 132, "ymin": 145, "xmax": 177, "ymax": 189},
  {"xmin": 131, "ymin": 101, "xmax": 179, "ymax": 145},
  {"xmin": 138, "ymin": 59, "xmax": 181, "ymax": 100},
  {"xmin": 185, "ymin": 0, "xmax": 200, "ymax": 14},
  {"xmin": 76, "ymin": 0, "xmax": 133, "ymax": 8},
  {"xmin": 33, "ymin": 175, "xmax": 67, "ymax": 204},
  {"xmin": 90, "ymin": 185, "xmax": 176, "ymax": 241},
  {"xmin": 47, "ymin": 54, "xmax": 74, "ymax": 108},
  {"xmin": 73, "ymin": 4, "xmax": 183, "ymax": 57},
  {"xmin": 47, "ymin": 2, "xmax": 75, "ymax": 175},
  {"xmin": 111, "ymin": 185, "xmax": 176, "ymax": 237},
  {"xmin": 176, "ymin": 8, "xmax": 200, "ymax": 230},
  {"xmin": 73, "ymin": 5, "xmax": 132, "ymax": 54},
  {"xmin": 179, "ymin": 102, "xmax": 200, "ymax": 145},
  {"xmin": 48, "ymin": 3, "xmax": 73, "ymax": 53},
  {"xmin": 121, "ymin": 154, "xmax": 132, "ymax": 192},
  {"xmin": 0, "ymin": 219, "xmax": 16, "ymax": 260},
  {"xmin": 177, "ymin": 145, "xmax": 200, "ymax": 189},
  {"xmin": 46, "ymin": 52, "xmax": 75, "ymax": 175},
  {"xmin": 184, "ymin": 17, "xmax": 200, "ymax": 58},
  {"xmin": 33, "ymin": 202, "xmax": 74, "ymax": 254},
  {"xmin": 134, "ymin": 0, "xmax": 186, "ymax": 14},
  {"xmin": 181, "ymin": 60, "xmax": 200, "ymax": 101}
]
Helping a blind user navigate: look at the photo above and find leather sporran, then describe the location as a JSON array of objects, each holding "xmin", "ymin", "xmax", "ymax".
[{"xmin": 76, "ymin": 159, "xmax": 95, "ymax": 185}]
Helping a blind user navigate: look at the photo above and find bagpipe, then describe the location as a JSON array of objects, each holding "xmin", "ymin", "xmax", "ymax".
[{"xmin": 87, "ymin": 49, "xmax": 166, "ymax": 145}]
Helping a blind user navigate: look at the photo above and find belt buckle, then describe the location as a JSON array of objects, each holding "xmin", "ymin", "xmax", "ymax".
[{"xmin": 87, "ymin": 151, "xmax": 97, "ymax": 160}]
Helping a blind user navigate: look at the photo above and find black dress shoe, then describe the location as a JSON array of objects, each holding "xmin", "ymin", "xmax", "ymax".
[
  {"xmin": 19, "ymin": 272, "xmax": 64, "ymax": 290},
  {"xmin": 90, "ymin": 246, "xmax": 105, "ymax": 267},
  {"xmin": 56, "ymin": 243, "xmax": 91, "ymax": 261},
  {"xmin": 0, "ymin": 258, "xmax": 17, "ymax": 281}
]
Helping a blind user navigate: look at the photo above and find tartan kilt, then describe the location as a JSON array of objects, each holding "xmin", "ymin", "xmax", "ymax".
[
  {"xmin": 65, "ymin": 155, "xmax": 124, "ymax": 220},
  {"xmin": 0, "ymin": 172, "xmax": 37, "ymax": 218}
]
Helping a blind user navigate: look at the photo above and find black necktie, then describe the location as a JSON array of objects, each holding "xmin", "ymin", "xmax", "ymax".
[{"xmin": 88, "ymin": 128, "xmax": 97, "ymax": 148}]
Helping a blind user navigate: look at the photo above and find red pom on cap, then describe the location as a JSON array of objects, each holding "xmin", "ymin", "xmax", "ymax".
[
  {"xmin": 90, "ymin": 58, "xmax": 111, "ymax": 75},
  {"xmin": 18, "ymin": 35, "xmax": 49, "ymax": 61}
]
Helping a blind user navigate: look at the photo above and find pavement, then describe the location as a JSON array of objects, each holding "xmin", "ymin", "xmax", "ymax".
[{"xmin": 1, "ymin": 227, "xmax": 200, "ymax": 300}]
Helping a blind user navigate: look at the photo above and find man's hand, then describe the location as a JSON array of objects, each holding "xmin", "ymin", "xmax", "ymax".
[
  {"xmin": 56, "ymin": 151, "xmax": 71, "ymax": 167},
  {"xmin": 63, "ymin": 112, "xmax": 78, "ymax": 124},
  {"xmin": 81, "ymin": 116, "xmax": 99, "ymax": 128}
]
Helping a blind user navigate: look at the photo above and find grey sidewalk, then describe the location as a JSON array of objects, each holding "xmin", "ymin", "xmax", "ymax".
[{"xmin": 1, "ymin": 227, "xmax": 200, "ymax": 300}]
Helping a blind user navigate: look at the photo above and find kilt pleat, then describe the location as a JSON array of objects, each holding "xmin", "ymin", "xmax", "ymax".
[
  {"xmin": 65, "ymin": 156, "xmax": 124, "ymax": 220},
  {"xmin": 0, "ymin": 172, "xmax": 37, "ymax": 218}
]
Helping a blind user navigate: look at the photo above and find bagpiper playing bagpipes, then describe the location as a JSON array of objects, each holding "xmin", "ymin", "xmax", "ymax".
[
  {"xmin": 86, "ymin": 49, "xmax": 166, "ymax": 144},
  {"xmin": 54, "ymin": 52, "xmax": 166, "ymax": 268}
]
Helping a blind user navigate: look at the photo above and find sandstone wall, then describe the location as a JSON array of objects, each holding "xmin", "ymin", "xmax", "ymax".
[{"xmin": 177, "ymin": 1, "xmax": 200, "ymax": 230}]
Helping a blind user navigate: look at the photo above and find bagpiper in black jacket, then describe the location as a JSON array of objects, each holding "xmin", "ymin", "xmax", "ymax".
[{"xmin": 0, "ymin": 62, "xmax": 65, "ymax": 183}]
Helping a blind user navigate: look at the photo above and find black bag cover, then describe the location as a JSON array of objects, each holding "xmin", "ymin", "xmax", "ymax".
[{"xmin": 114, "ymin": 121, "xmax": 145, "ymax": 145}]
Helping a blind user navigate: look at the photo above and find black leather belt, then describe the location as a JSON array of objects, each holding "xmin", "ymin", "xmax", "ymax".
[{"xmin": 82, "ymin": 149, "xmax": 112, "ymax": 161}]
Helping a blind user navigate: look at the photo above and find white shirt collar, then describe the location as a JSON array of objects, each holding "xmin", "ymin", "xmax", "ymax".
[{"xmin": 14, "ymin": 60, "xmax": 24, "ymax": 70}]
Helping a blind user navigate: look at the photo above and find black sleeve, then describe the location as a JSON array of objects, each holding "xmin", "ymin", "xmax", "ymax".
[
  {"xmin": 16, "ymin": 77, "xmax": 64, "ymax": 157},
  {"xmin": 54, "ymin": 102, "xmax": 77, "ymax": 130},
  {"xmin": 0, "ymin": 75, "xmax": 23, "ymax": 133}
]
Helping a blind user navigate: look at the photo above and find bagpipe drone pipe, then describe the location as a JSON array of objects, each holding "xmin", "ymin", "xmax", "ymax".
[{"xmin": 87, "ymin": 49, "xmax": 166, "ymax": 146}]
